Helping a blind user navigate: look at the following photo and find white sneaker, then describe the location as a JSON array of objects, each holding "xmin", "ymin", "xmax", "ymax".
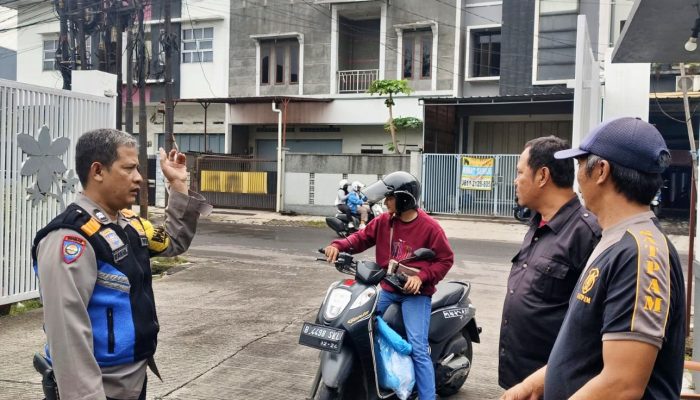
[
  {"xmin": 359, "ymin": 223, "xmax": 366, "ymax": 230},
  {"xmin": 347, "ymin": 222, "xmax": 355, "ymax": 229}
]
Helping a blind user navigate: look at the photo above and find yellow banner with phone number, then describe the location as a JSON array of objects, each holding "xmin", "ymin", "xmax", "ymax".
[{"xmin": 460, "ymin": 157, "xmax": 494, "ymax": 191}]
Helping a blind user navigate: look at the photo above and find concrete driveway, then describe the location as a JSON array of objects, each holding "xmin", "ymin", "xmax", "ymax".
[{"xmin": 0, "ymin": 218, "xmax": 532, "ymax": 400}]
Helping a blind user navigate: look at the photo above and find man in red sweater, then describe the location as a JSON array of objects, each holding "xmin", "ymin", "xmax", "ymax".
[{"xmin": 324, "ymin": 171, "xmax": 454, "ymax": 400}]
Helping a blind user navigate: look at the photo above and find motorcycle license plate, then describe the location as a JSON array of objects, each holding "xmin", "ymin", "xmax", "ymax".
[{"xmin": 299, "ymin": 322, "xmax": 345, "ymax": 353}]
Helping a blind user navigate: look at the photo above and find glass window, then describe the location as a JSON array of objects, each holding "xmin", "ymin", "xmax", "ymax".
[
  {"xmin": 471, "ymin": 28, "xmax": 501, "ymax": 77},
  {"xmin": 290, "ymin": 42, "xmax": 299, "ymax": 84},
  {"xmin": 403, "ymin": 38, "xmax": 414, "ymax": 79},
  {"xmin": 261, "ymin": 46, "xmax": 270, "ymax": 84},
  {"xmin": 260, "ymin": 39, "xmax": 300, "ymax": 85},
  {"xmin": 421, "ymin": 33, "xmax": 432, "ymax": 78},
  {"xmin": 275, "ymin": 45, "xmax": 285, "ymax": 84},
  {"xmin": 43, "ymin": 39, "xmax": 59, "ymax": 71},
  {"xmin": 182, "ymin": 27, "xmax": 214, "ymax": 63}
]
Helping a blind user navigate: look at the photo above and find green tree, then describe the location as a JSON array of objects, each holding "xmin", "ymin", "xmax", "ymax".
[
  {"xmin": 384, "ymin": 116, "xmax": 423, "ymax": 153},
  {"xmin": 368, "ymin": 79, "xmax": 413, "ymax": 154}
]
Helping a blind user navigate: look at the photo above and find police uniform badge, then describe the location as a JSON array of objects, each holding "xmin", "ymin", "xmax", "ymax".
[
  {"xmin": 63, "ymin": 236, "xmax": 86, "ymax": 264},
  {"xmin": 99, "ymin": 228, "xmax": 129, "ymax": 262},
  {"xmin": 94, "ymin": 209, "xmax": 110, "ymax": 224}
]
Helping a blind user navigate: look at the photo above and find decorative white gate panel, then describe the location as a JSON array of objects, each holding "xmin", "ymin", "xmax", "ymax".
[{"xmin": 0, "ymin": 79, "xmax": 114, "ymax": 305}]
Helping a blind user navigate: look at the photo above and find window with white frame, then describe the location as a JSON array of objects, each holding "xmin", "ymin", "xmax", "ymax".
[
  {"xmin": 469, "ymin": 28, "xmax": 501, "ymax": 78},
  {"xmin": 260, "ymin": 39, "xmax": 300, "ymax": 85},
  {"xmin": 182, "ymin": 27, "xmax": 214, "ymax": 63},
  {"xmin": 43, "ymin": 39, "xmax": 59, "ymax": 71},
  {"xmin": 43, "ymin": 36, "xmax": 92, "ymax": 71}
]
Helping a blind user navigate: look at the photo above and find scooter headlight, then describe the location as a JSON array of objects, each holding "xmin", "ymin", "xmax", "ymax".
[
  {"xmin": 324, "ymin": 288, "xmax": 352, "ymax": 320},
  {"xmin": 350, "ymin": 287, "xmax": 376, "ymax": 310}
]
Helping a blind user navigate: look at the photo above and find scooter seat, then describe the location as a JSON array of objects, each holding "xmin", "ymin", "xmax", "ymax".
[{"xmin": 431, "ymin": 282, "xmax": 466, "ymax": 310}]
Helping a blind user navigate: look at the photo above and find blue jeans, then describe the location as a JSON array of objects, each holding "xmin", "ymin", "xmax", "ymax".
[{"xmin": 376, "ymin": 290, "xmax": 435, "ymax": 400}]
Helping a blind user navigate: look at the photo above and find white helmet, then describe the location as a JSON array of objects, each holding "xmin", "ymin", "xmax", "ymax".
[
  {"xmin": 351, "ymin": 181, "xmax": 364, "ymax": 192},
  {"xmin": 338, "ymin": 179, "xmax": 348, "ymax": 189}
]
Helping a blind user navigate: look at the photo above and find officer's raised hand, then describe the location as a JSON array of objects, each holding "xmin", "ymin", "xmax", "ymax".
[{"xmin": 159, "ymin": 147, "xmax": 187, "ymax": 194}]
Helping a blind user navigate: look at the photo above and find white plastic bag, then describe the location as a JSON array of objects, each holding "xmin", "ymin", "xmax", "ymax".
[{"xmin": 374, "ymin": 317, "xmax": 415, "ymax": 400}]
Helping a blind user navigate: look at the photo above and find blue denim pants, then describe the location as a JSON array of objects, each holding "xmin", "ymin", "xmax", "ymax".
[{"xmin": 376, "ymin": 290, "xmax": 435, "ymax": 400}]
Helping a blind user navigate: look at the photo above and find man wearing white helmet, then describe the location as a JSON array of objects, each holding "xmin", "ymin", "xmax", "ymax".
[{"xmin": 334, "ymin": 179, "xmax": 354, "ymax": 228}]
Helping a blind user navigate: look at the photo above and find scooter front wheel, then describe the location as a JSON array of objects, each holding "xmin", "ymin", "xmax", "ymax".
[{"xmin": 317, "ymin": 383, "xmax": 342, "ymax": 400}]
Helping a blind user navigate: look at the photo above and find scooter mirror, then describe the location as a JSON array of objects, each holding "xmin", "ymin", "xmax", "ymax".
[{"xmin": 412, "ymin": 248, "xmax": 435, "ymax": 261}]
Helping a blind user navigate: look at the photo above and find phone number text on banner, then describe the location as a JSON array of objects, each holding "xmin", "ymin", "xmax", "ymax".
[{"xmin": 461, "ymin": 157, "xmax": 494, "ymax": 191}]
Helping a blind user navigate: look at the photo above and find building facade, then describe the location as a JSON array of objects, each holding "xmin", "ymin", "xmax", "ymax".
[
  {"xmin": 223, "ymin": 0, "xmax": 463, "ymax": 157},
  {"xmin": 7, "ymin": 0, "xmax": 230, "ymax": 155}
]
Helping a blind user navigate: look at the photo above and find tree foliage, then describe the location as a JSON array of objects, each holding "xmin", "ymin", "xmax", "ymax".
[{"xmin": 367, "ymin": 80, "xmax": 414, "ymax": 153}]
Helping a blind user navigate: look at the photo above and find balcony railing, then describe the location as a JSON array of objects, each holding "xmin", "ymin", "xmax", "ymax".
[{"xmin": 337, "ymin": 69, "xmax": 379, "ymax": 94}]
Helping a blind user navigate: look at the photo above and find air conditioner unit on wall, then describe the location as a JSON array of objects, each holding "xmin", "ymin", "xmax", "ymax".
[{"xmin": 675, "ymin": 75, "xmax": 700, "ymax": 92}]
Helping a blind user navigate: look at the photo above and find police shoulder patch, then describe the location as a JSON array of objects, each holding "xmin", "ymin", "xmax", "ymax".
[{"xmin": 63, "ymin": 236, "xmax": 86, "ymax": 264}]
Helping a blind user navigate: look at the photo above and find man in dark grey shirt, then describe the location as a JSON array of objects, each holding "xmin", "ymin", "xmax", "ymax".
[{"xmin": 499, "ymin": 136, "xmax": 601, "ymax": 389}]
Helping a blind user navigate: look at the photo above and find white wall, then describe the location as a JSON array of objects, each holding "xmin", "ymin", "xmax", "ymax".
[
  {"xmin": 229, "ymin": 97, "xmax": 423, "ymax": 125},
  {"xmin": 602, "ymin": 48, "xmax": 650, "ymax": 121},
  {"xmin": 179, "ymin": 0, "xmax": 230, "ymax": 99},
  {"xmin": 0, "ymin": 6, "xmax": 17, "ymax": 51},
  {"xmin": 250, "ymin": 124, "xmax": 422, "ymax": 154},
  {"xmin": 15, "ymin": 3, "xmax": 62, "ymax": 89}
]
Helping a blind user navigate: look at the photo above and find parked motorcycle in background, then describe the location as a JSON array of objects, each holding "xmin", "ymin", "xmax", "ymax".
[
  {"xmin": 513, "ymin": 197, "xmax": 532, "ymax": 223},
  {"xmin": 300, "ymin": 249, "xmax": 480, "ymax": 399}
]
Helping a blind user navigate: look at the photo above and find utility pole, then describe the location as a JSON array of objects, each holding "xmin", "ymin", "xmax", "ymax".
[
  {"xmin": 76, "ymin": 0, "xmax": 87, "ymax": 70},
  {"xmin": 57, "ymin": 0, "xmax": 71, "ymax": 90},
  {"xmin": 137, "ymin": 1, "xmax": 148, "ymax": 217},
  {"xmin": 113, "ymin": 3, "xmax": 122, "ymax": 130},
  {"xmin": 163, "ymin": 0, "xmax": 175, "ymax": 154},
  {"xmin": 125, "ymin": 16, "xmax": 134, "ymax": 135}
]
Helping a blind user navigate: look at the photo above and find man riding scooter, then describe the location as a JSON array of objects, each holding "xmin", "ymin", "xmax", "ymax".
[{"xmin": 324, "ymin": 171, "xmax": 454, "ymax": 400}]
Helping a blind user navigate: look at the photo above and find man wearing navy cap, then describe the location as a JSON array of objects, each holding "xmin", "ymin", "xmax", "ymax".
[{"xmin": 501, "ymin": 117, "xmax": 686, "ymax": 400}]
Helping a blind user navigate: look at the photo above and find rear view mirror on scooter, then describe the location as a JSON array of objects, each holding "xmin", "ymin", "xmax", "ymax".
[{"xmin": 410, "ymin": 248, "xmax": 435, "ymax": 261}]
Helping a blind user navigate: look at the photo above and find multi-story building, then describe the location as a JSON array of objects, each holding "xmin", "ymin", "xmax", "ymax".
[
  {"xmin": 4, "ymin": 0, "xmax": 230, "ymax": 155},
  {"xmin": 223, "ymin": 0, "xmax": 463, "ymax": 157}
]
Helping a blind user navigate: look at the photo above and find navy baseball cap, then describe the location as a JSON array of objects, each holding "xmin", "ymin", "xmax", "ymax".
[{"xmin": 554, "ymin": 117, "xmax": 670, "ymax": 173}]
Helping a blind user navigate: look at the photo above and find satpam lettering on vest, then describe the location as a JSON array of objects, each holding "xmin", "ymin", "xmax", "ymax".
[{"xmin": 641, "ymin": 231, "xmax": 663, "ymax": 314}]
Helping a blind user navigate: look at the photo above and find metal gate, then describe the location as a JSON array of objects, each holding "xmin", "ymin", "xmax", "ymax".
[
  {"xmin": 422, "ymin": 153, "xmax": 519, "ymax": 217},
  {"xmin": 1, "ymin": 79, "xmax": 115, "ymax": 306},
  {"xmin": 191, "ymin": 154, "xmax": 277, "ymax": 210}
]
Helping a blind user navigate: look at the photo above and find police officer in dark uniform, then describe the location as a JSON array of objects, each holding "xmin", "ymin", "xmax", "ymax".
[
  {"xmin": 499, "ymin": 136, "xmax": 601, "ymax": 389},
  {"xmin": 502, "ymin": 118, "xmax": 685, "ymax": 400},
  {"xmin": 33, "ymin": 129, "xmax": 211, "ymax": 400}
]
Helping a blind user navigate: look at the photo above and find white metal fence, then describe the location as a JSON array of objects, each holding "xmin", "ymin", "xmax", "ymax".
[
  {"xmin": 1, "ymin": 79, "xmax": 114, "ymax": 306},
  {"xmin": 337, "ymin": 69, "xmax": 379, "ymax": 93},
  {"xmin": 422, "ymin": 153, "xmax": 519, "ymax": 217}
]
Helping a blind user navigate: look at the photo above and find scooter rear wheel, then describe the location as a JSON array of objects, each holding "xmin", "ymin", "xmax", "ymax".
[
  {"xmin": 436, "ymin": 338, "xmax": 473, "ymax": 397},
  {"xmin": 317, "ymin": 383, "xmax": 342, "ymax": 400}
]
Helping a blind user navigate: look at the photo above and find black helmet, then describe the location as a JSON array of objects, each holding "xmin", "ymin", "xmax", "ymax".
[{"xmin": 364, "ymin": 171, "xmax": 421, "ymax": 214}]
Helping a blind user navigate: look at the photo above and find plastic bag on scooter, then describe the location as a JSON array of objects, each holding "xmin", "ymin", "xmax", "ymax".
[{"xmin": 374, "ymin": 316, "xmax": 415, "ymax": 400}]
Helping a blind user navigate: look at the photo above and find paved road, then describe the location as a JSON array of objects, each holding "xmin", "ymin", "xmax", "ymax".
[{"xmin": 0, "ymin": 221, "xmax": 518, "ymax": 400}]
